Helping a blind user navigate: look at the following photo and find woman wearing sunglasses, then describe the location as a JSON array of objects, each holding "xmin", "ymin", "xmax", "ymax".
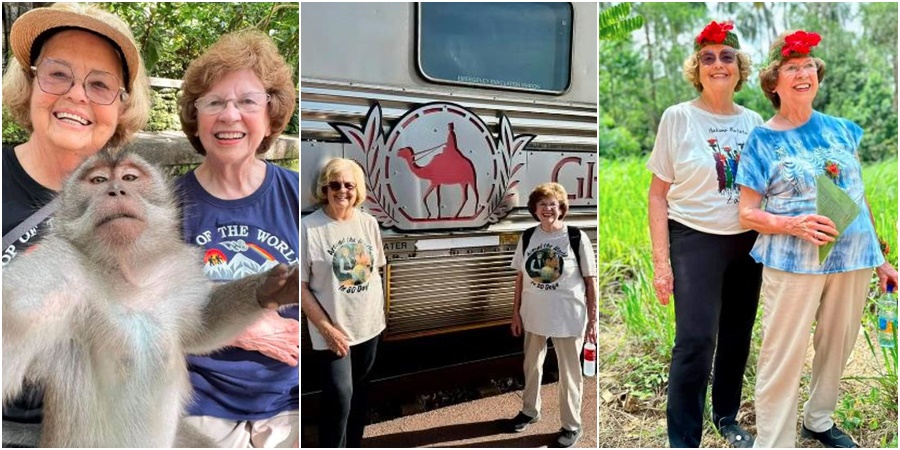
[
  {"xmin": 646, "ymin": 20, "xmax": 763, "ymax": 448},
  {"xmin": 176, "ymin": 30, "xmax": 300, "ymax": 447},
  {"xmin": 301, "ymin": 157, "xmax": 386, "ymax": 448}
]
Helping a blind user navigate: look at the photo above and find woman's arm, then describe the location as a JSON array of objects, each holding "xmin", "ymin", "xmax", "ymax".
[
  {"xmin": 584, "ymin": 276, "xmax": 597, "ymax": 343},
  {"xmin": 648, "ymin": 175, "xmax": 674, "ymax": 305},
  {"xmin": 864, "ymin": 196, "xmax": 899, "ymax": 292},
  {"xmin": 301, "ymin": 281, "xmax": 349, "ymax": 357},
  {"xmin": 510, "ymin": 272, "xmax": 524, "ymax": 337},
  {"xmin": 737, "ymin": 186, "xmax": 837, "ymax": 246}
]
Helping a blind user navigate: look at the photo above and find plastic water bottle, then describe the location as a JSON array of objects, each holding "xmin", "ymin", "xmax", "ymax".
[
  {"xmin": 582, "ymin": 342, "xmax": 596, "ymax": 377},
  {"xmin": 878, "ymin": 284, "xmax": 897, "ymax": 348}
]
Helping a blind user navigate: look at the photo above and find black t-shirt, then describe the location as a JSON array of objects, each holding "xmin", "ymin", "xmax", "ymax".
[{"xmin": 2, "ymin": 144, "xmax": 54, "ymax": 424}]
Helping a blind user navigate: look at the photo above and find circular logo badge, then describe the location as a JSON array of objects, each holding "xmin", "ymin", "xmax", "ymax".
[
  {"xmin": 331, "ymin": 242, "xmax": 374, "ymax": 287},
  {"xmin": 525, "ymin": 248, "xmax": 564, "ymax": 284}
]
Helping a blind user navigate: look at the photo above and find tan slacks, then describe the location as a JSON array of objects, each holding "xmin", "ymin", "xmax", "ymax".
[
  {"xmin": 182, "ymin": 409, "xmax": 299, "ymax": 448},
  {"xmin": 522, "ymin": 331, "xmax": 584, "ymax": 431},
  {"xmin": 753, "ymin": 267, "xmax": 870, "ymax": 448}
]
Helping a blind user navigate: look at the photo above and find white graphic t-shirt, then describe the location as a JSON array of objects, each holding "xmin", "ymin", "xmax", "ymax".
[
  {"xmin": 301, "ymin": 208, "xmax": 387, "ymax": 350},
  {"xmin": 510, "ymin": 226, "xmax": 597, "ymax": 338},
  {"xmin": 647, "ymin": 101, "xmax": 764, "ymax": 234}
]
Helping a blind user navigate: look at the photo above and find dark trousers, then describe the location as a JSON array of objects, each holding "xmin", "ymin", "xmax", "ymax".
[
  {"xmin": 315, "ymin": 335, "xmax": 379, "ymax": 448},
  {"xmin": 666, "ymin": 220, "xmax": 762, "ymax": 448}
]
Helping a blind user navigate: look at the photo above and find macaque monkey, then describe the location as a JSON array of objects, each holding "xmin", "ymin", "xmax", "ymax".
[{"xmin": 2, "ymin": 150, "xmax": 298, "ymax": 447}]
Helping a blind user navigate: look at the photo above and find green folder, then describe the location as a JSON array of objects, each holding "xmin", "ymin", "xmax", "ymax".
[{"xmin": 816, "ymin": 175, "xmax": 861, "ymax": 264}]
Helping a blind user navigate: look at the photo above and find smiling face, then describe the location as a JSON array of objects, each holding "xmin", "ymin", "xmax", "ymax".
[
  {"xmin": 29, "ymin": 30, "xmax": 124, "ymax": 157},
  {"xmin": 196, "ymin": 69, "xmax": 272, "ymax": 164},
  {"xmin": 326, "ymin": 169, "xmax": 358, "ymax": 210},
  {"xmin": 536, "ymin": 196, "xmax": 562, "ymax": 228},
  {"xmin": 697, "ymin": 44, "xmax": 739, "ymax": 94},
  {"xmin": 773, "ymin": 56, "xmax": 819, "ymax": 108}
]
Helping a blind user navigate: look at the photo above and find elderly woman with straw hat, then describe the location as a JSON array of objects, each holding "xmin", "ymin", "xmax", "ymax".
[
  {"xmin": 736, "ymin": 30, "xmax": 898, "ymax": 448},
  {"xmin": 1, "ymin": 3, "xmax": 149, "ymax": 446},
  {"xmin": 647, "ymin": 20, "xmax": 763, "ymax": 447}
]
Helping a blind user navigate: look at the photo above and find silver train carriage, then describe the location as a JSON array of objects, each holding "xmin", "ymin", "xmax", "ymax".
[{"xmin": 301, "ymin": 2, "xmax": 598, "ymax": 348}]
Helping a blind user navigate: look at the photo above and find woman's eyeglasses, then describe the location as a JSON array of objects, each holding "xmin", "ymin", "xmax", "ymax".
[
  {"xmin": 30, "ymin": 58, "xmax": 127, "ymax": 105},
  {"xmin": 194, "ymin": 92, "xmax": 270, "ymax": 115},
  {"xmin": 327, "ymin": 181, "xmax": 356, "ymax": 191},
  {"xmin": 780, "ymin": 61, "xmax": 818, "ymax": 75},
  {"xmin": 698, "ymin": 49, "xmax": 736, "ymax": 66}
]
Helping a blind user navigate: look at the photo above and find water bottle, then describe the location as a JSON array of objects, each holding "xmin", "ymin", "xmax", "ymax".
[
  {"xmin": 582, "ymin": 342, "xmax": 596, "ymax": 377},
  {"xmin": 878, "ymin": 284, "xmax": 897, "ymax": 348}
]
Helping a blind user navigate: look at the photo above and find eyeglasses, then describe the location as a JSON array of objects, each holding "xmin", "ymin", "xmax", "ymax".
[
  {"xmin": 538, "ymin": 202, "xmax": 560, "ymax": 210},
  {"xmin": 194, "ymin": 92, "xmax": 270, "ymax": 115},
  {"xmin": 699, "ymin": 49, "xmax": 737, "ymax": 66},
  {"xmin": 30, "ymin": 58, "xmax": 127, "ymax": 106},
  {"xmin": 327, "ymin": 181, "xmax": 356, "ymax": 191},
  {"xmin": 780, "ymin": 61, "xmax": 817, "ymax": 75}
]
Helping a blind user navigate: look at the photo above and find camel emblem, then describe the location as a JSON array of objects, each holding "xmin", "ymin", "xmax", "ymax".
[
  {"xmin": 396, "ymin": 123, "xmax": 479, "ymax": 219},
  {"xmin": 332, "ymin": 102, "xmax": 534, "ymax": 230}
]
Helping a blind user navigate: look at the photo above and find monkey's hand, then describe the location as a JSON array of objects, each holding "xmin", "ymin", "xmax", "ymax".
[
  {"xmin": 230, "ymin": 310, "xmax": 300, "ymax": 366},
  {"xmin": 257, "ymin": 264, "xmax": 300, "ymax": 309}
]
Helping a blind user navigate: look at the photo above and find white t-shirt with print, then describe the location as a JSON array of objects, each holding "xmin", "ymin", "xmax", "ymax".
[
  {"xmin": 301, "ymin": 208, "xmax": 387, "ymax": 350},
  {"xmin": 646, "ymin": 101, "xmax": 764, "ymax": 234},
  {"xmin": 510, "ymin": 226, "xmax": 597, "ymax": 338}
]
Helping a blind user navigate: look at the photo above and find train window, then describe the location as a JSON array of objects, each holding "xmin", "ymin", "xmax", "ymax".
[{"xmin": 417, "ymin": 3, "xmax": 572, "ymax": 94}]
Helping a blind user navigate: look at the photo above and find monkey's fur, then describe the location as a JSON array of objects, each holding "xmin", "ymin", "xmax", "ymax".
[{"xmin": 2, "ymin": 150, "xmax": 298, "ymax": 447}]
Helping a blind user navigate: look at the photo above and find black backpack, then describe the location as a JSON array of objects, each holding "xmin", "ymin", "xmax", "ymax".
[{"xmin": 520, "ymin": 225, "xmax": 582, "ymax": 271}]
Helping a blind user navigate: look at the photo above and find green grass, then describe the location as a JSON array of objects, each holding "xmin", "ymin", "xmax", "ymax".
[{"xmin": 600, "ymin": 156, "xmax": 899, "ymax": 447}]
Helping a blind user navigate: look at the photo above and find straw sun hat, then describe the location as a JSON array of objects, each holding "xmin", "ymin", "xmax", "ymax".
[{"xmin": 9, "ymin": 4, "xmax": 141, "ymax": 93}]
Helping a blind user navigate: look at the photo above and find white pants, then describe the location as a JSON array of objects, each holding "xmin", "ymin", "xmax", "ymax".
[
  {"xmin": 522, "ymin": 331, "xmax": 584, "ymax": 431},
  {"xmin": 753, "ymin": 268, "xmax": 870, "ymax": 448},
  {"xmin": 182, "ymin": 410, "xmax": 299, "ymax": 448}
]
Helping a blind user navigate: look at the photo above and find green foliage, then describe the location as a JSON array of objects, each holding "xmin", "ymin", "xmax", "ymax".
[
  {"xmin": 601, "ymin": 157, "xmax": 899, "ymax": 446},
  {"xmin": 599, "ymin": 115, "xmax": 641, "ymax": 158},
  {"xmin": 599, "ymin": 3, "xmax": 644, "ymax": 41},
  {"xmin": 102, "ymin": 3, "xmax": 298, "ymax": 83},
  {"xmin": 600, "ymin": 2, "xmax": 898, "ymax": 162},
  {"xmin": 2, "ymin": 107, "xmax": 29, "ymax": 145}
]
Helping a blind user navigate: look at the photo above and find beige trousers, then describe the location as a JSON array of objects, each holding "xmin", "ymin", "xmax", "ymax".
[
  {"xmin": 753, "ymin": 268, "xmax": 870, "ymax": 448},
  {"xmin": 522, "ymin": 331, "xmax": 584, "ymax": 431},
  {"xmin": 182, "ymin": 409, "xmax": 299, "ymax": 448}
]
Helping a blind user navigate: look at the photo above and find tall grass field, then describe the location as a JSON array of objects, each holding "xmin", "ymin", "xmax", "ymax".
[{"xmin": 599, "ymin": 157, "xmax": 898, "ymax": 447}]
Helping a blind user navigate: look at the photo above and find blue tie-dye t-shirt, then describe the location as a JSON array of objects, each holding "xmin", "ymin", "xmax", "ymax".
[{"xmin": 735, "ymin": 111, "xmax": 884, "ymax": 274}]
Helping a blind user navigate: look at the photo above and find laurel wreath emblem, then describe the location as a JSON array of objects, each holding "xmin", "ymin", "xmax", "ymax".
[{"xmin": 332, "ymin": 103, "xmax": 534, "ymax": 229}]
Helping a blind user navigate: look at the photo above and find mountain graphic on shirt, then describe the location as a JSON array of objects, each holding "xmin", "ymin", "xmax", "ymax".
[{"xmin": 203, "ymin": 252, "xmax": 279, "ymax": 281}]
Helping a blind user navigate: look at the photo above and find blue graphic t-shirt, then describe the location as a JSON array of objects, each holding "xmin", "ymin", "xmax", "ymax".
[
  {"xmin": 177, "ymin": 162, "xmax": 299, "ymax": 420},
  {"xmin": 736, "ymin": 111, "xmax": 884, "ymax": 274}
]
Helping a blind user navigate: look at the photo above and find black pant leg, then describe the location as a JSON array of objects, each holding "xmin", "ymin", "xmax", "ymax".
[
  {"xmin": 666, "ymin": 221, "xmax": 727, "ymax": 448},
  {"xmin": 316, "ymin": 348, "xmax": 354, "ymax": 448},
  {"xmin": 347, "ymin": 336, "xmax": 379, "ymax": 448},
  {"xmin": 711, "ymin": 231, "xmax": 762, "ymax": 427}
]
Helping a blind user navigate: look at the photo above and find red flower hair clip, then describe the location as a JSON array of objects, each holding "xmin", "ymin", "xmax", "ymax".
[
  {"xmin": 781, "ymin": 30, "xmax": 821, "ymax": 57},
  {"xmin": 695, "ymin": 20, "xmax": 740, "ymax": 51}
]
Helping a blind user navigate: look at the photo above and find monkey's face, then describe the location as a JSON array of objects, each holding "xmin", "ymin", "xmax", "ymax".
[{"xmin": 58, "ymin": 151, "xmax": 176, "ymax": 250}]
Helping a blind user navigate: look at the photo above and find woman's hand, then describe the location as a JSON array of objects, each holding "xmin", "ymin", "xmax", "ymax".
[
  {"xmin": 784, "ymin": 214, "xmax": 838, "ymax": 246},
  {"xmin": 321, "ymin": 322, "xmax": 350, "ymax": 357},
  {"xmin": 876, "ymin": 262, "xmax": 899, "ymax": 293},
  {"xmin": 584, "ymin": 318, "xmax": 597, "ymax": 344},
  {"xmin": 652, "ymin": 261, "xmax": 674, "ymax": 306},
  {"xmin": 511, "ymin": 312, "xmax": 523, "ymax": 337},
  {"xmin": 231, "ymin": 310, "xmax": 300, "ymax": 366}
]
